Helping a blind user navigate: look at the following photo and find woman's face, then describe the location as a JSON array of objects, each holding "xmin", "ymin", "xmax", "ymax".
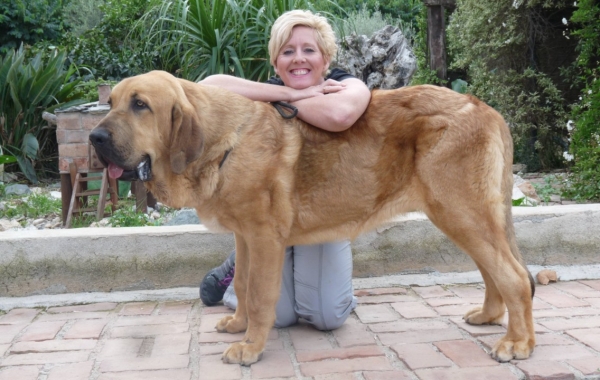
[{"xmin": 274, "ymin": 26, "xmax": 330, "ymax": 90}]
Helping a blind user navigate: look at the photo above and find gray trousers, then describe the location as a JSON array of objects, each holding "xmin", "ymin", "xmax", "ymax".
[{"xmin": 223, "ymin": 240, "xmax": 357, "ymax": 330}]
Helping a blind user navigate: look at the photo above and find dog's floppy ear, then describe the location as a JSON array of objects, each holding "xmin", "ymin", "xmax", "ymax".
[{"xmin": 170, "ymin": 102, "xmax": 204, "ymax": 174}]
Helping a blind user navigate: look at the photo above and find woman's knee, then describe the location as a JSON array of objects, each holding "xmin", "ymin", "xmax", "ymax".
[
  {"xmin": 274, "ymin": 311, "xmax": 298, "ymax": 328},
  {"xmin": 303, "ymin": 294, "xmax": 357, "ymax": 331},
  {"xmin": 311, "ymin": 313, "xmax": 347, "ymax": 331}
]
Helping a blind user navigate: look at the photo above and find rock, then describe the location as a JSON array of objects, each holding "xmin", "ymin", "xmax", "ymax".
[
  {"xmin": 0, "ymin": 171, "xmax": 18, "ymax": 183},
  {"xmin": 513, "ymin": 174, "xmax": 526, "ymax": 186},
  {"xmin": 5, "ymin": 184, "xmax": 31, "ymax": 196},
  {"xmin": 165, "ymin": 209, "xmax": 200, "ymax": 225},
  {"xmin": 513, "ymin": 175, "xmax": 538, "ymax": 205},
  {"xmin": 32, "ymin": 218, "xmax": 46, "ymax": 226},
  {"xmin": 334, "ymin": 25, "xmax": 417, "ymax": 89},
  {"xmin": 536, "ymin": 269, "xmax": 558, "ymax": 285},
  {"xmin": 517, "ymin": 182, "xmax": 540, "ymax": 202},
  {"xmin": 513, "ymin": 164, "xmax": 527, "ymax": 174},
  {"xmin": 0, "ymin": 218, "xmax": 22, "ymax": 231}
]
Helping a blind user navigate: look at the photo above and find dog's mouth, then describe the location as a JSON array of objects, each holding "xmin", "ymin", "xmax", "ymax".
[{"xmin": 96, "ymin": 153, "xmax": 152, "ymax": 182}]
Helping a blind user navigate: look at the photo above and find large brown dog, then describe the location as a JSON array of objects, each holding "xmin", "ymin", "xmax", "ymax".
[{"xmin": 90, "ymin": 70, "xmax": 535, "ymax": 365}]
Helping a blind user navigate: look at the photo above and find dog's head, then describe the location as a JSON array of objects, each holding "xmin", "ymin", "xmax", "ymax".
[{"xmin": 89, "ymin": 70, "xmax": 204, "ymax": 182}]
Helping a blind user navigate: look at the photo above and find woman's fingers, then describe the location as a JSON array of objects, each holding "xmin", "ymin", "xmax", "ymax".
[{"xmin": 322, "ymin": 85, "xmax": 345, "ymax": 94}]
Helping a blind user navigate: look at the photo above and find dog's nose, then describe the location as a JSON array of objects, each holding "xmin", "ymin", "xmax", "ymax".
[{"xmin": 89, "ymin": 128, "xmax": 110, "ymax": 147}]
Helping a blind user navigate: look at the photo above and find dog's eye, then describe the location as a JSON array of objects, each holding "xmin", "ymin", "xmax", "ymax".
[{"xmin": 135, "ymin": 100, "xmax": 146, "ymax": 109}]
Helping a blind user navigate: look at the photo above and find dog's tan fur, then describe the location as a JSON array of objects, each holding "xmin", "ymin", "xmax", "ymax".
[{"xmin": 91, "ymin": 70, "xmax": 535, "ymax": 365}]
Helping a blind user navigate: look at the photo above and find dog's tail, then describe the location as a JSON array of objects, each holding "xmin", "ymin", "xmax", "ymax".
[{"xmin": 500, "ymin": 119, "xmax": 535, "ymax": 299}]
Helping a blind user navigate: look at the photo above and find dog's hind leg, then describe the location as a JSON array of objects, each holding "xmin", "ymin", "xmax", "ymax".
[
  {"xmin": 426, "ymin": 207, "xmax": 535, "ymax": 362},
  {"xmin": 463, "ymin": 264, "xmax": 505, "ymax": 325},
  {"xmin": 221, "ymin": 233, "xmax": 286, "ymax": 365}
]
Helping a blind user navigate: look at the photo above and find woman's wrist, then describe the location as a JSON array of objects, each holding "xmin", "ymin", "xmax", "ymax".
[{"xmin": 285, "ymin": 87, "xmax": 298, "ymax": 103}]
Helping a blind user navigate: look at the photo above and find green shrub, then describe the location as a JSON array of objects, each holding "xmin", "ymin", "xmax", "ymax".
[
  {"xmin": 0, "ymin": 192, "xmax": 61, "ymax": 219},
  {"xmin": 64, "ymin": 0, "xmax": 158, "ymax": 81},
  {"xmin": 447, "ymin": 0, "xmax": 571, "ymax": 171},
  {"xmin": 563, "ymin": 0, "xmax": 600, "ymax": 201},
  {"xmin": 107, "ymin": 206, "xmax": 162, "ymax": 227},
  {"xmin": 315, "ymin": 0, "xmax": 421, "ymax": 25},
  {"xmin": 0, "ymin": 0, "xmax": 68, "ymax": 54},
  {"xmin": 409, "ymin": 3, "xmax": 444, "ymax": 86},
  {"xmin": 337, "ymin": 2, "xmax": 418, "ymax": 40},
  {"xmin": 62, "ymin": 0, "xmax": 105, "ymax": 37},
  {"xmin": 138, "ymin": 0, "xmax": 321, "ymax": 82},
  {"xmin": 533, "ymin": 174, "xmax": 564, "ymax": 205},
  {"xmin": 71, "ymin": 78, "xmax": 119, "ymax": 102},
  {"xmin": 0, "ymin": 45, "xmax": 85, "ymax": 183}
]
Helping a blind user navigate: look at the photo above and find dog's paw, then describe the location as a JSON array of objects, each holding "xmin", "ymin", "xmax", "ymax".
[
  {"xmin": 491, "ymin": 336, "xmax": 534, "ymax": 362},
  {"xmin": 216, "ymin": 315, "xmax": 247, "ymax": 333},
  {"xmin": 222, "ymin": 342, "xmax": 264, "ymax": 365},
  {"xmin": 463, "ymin": 306, "xmax": 504, "ymax": 325}
]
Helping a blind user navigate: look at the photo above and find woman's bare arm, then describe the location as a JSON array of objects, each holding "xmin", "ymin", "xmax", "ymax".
[
  {"xmin": 199, "ymin": 75, "xmax": 371, "ymax": 132},
  {"xmin": 291, "ymin": 78, "xmax": 371, "ymax": 132}
]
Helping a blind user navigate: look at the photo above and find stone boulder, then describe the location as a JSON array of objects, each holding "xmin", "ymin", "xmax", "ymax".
[
  {"xmin": 513, "ymin": 175, "xmax": 540, "ymax": 205},
  {"xmin": 333, "ymin": 25, "xmax": 417, "ymax": 90},
  {"xmin": 165, "ymin": 208, "xmax": 200, "ymax": 226},
  {"xmin": 5, "ymin": 184, "xmax": 31, "ymax": 196}
]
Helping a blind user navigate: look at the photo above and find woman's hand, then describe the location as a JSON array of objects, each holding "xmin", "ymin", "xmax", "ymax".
[
  {"xmin": 291, "ymin": 79, "xmax": 347, "ymax": 102},
  {"xmin": 291, "ymin": 77, "xmax": 371, "ymax": 132}
]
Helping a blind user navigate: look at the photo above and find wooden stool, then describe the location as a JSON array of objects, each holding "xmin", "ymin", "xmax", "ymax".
[{"xmin": 65, "ymin": 164, "xmax": 118, "ymax": 228}]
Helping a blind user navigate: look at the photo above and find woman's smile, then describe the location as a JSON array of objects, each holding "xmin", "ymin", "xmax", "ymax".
[{"xmin": 275, "ymin": 26, "xmax": 329, "ymax": 89}]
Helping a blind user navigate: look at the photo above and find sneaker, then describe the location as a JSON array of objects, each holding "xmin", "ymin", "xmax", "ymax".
[{"xmin": 200, "ymin": 250, "xmax": 235, "ymax": 306}]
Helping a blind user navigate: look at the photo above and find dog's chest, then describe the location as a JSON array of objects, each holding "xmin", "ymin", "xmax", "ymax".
[{"xmin": 198, "ymin": 214, "xmax": 232, "ymax": 233}]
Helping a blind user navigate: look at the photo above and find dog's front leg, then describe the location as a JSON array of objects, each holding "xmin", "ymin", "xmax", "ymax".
[
  {"xmin": 221, "ymin": 233, "xmax": 285, "ymax": 365},
  {"xmin": 216, "ymin": 234, "xmax": 250, "ymax": 334}
]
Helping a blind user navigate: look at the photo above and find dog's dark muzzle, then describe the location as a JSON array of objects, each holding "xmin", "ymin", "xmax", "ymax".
[{"xmin": 89, "ymin": 127, "xmax": 152, "ymax": 182}]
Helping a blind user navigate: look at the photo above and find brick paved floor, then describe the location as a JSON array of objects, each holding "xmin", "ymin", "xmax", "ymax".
[{"xmin": 1, "ymin": 280, "xmax": 600, "ymax": 379}]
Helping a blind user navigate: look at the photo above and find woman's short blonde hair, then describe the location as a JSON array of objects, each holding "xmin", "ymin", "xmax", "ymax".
[{"xmin": 268, "ymin": 10, "xmax": 338, "ymax": 69}]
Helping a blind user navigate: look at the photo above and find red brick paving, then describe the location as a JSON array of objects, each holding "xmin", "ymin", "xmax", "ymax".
[
  {"xmin": 17, "ymin": 321, "xmax": 65, "ymax": 342},
  {"xmin": 1, "ymin": 281, "xmax": 600, "ymax": 379},
  {"xmin": 63, "ymin": 319, "xmax": 107, "ymax": 339}
]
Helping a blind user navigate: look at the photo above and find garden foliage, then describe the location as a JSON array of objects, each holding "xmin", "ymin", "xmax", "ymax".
[
  {"xmin": 0, "ymin": 45, "xmax": 84, "ymax": 183},
  {"xmin": 63, "ymin": 0, "xmax": 158, "ymax": 81},
  {"xmin": 564, "ymin": 0, "xmax": 600, "ymax": 200},
  {"xmin": 137, "ymin": 0, "xmax": 317, "ymax": 82},
  {"xmin": 447, "ymin": 0, "xmax": 572, "ymax": 172},
  {"xmin": 0, "ymin": 0, "xmax": 68, "ymax": 54}
]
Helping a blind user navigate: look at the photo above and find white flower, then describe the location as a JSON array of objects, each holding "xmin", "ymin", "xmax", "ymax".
[
  {"xmin": 562, "ymin": 18, "xmax": 568, "ymax": 25},
  {"xmin": 566, "ymin": 120, "xmax": 574, "ymax": 131},
  {"xmin": 589, "ymin": 89, "xmax": 593, "ymax": 94},
  {"xmin": 563, "ymin": 152, "xmax": 574, "ymax": 162},
  {"xmin": 574, "ymin": 1, "xmax": 577, "ymax": 5}
]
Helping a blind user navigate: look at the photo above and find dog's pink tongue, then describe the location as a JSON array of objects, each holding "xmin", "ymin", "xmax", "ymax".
[{"xmin": 108, "ymin": 163, "xmax": 124, "ymax": 179}]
